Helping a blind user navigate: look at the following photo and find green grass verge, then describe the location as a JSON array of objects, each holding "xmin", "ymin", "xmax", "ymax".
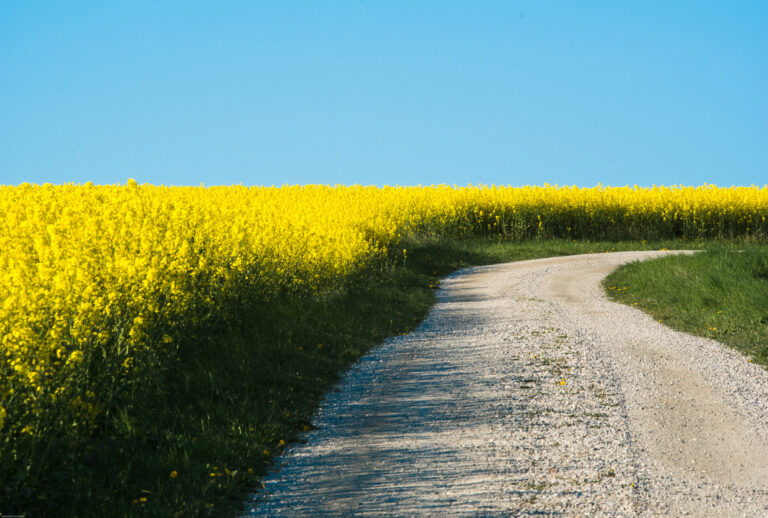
[
  {"xmin": 9, "ymin": 237, "xmax": 710, "ymax": 517},
  {"xmin": 605, "ymin": 244, "xmax": 768, "ymax": 367}
]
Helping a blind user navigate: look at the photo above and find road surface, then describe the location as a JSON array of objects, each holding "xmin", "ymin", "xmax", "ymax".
[{"xmin": 244, "ymin": 251, "xmax": 768, "ymax": 517}]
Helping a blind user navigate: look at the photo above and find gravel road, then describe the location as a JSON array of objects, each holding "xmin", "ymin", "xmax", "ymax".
[{"xmin": 243, "ymin": 251, "xmax": 768, "ymax": 517}]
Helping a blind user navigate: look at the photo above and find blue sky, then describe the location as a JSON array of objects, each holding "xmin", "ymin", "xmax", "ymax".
[{"xmin": 1, "ymin": 1, "xmax": 766, "ymax": 187}]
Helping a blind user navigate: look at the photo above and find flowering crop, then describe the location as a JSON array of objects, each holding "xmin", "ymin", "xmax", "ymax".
[{"xmin": 0, "ymin": 182, "xmax": 766, "ymax": 457}]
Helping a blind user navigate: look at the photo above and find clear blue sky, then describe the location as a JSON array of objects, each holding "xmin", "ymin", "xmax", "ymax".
[{"xmin": 1, "ymin": 1, "xmax": 766, "ymax": 187}]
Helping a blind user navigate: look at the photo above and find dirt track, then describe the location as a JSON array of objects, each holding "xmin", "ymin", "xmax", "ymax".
[{"xmin": 244, "ymin": 251, "xmax": 768, "ymax": 517}]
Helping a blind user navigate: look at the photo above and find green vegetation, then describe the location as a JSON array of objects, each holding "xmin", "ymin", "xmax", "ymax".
[{"xmin": 605, "ymin": 244, "xmax": 768, "ymax": 366}]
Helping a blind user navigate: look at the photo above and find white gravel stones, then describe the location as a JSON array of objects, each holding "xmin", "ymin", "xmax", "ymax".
[{"xmin": 243, "ymin": 251, "xmax": 768, "ymax": 517}]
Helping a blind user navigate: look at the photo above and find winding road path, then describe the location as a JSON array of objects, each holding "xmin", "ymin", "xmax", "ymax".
[{"xmin": 244, "ymin": 251, "xmax": 768, "ymax": 517}]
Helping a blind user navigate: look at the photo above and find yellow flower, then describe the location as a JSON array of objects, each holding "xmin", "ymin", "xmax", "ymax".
[{"xmin": 66, "ymin": 350, "xmax": 84, "ymax": 365}]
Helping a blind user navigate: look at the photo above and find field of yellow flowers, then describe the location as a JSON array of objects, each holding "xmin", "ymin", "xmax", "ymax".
[{"xmin": 0, "ymin": 182, "xmax": 766, "ymax": 513}]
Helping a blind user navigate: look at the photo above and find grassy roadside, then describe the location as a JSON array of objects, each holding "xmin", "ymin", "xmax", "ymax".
[
  {"xmin": 13, "ymin": 237, "xmax": 706, "ymax": 517},
  {"xmin": 604, "ymin": 244, "xmax": 768, "ymax": 368}
]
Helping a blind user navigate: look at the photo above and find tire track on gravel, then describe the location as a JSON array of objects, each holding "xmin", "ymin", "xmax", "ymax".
[{"xmin": 243, "ymin": 251, "xmax": 768, "ymax": 517}]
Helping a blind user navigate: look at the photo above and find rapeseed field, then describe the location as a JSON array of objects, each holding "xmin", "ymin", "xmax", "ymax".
[{"xmin": 0, "ymin": 182, "xmax": 766, "ymax": 513}]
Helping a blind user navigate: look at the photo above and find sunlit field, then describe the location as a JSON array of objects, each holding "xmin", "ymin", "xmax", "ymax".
[{"xmin": 1, "ymin": 182, "xmax": 766, "ymax": 515}]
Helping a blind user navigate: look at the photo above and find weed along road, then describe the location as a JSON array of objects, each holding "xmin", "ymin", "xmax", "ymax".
[{"xmin": 244, "ymin": 252, "xmax": 768, "ymax": 517}]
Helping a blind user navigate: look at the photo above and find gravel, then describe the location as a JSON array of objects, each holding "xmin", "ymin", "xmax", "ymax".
[{"xmin": 242, "ymin": 251, "xmax": 768, "ymax": 517}]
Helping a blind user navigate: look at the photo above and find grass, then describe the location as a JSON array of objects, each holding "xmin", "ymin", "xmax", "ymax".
[
  {"xmin": 4, "ymin": 237, "xmax": 722, "ymax": 517},
  {"xmin": 605, "ymin": 243, "xmax": 768, "ymax": 367}
]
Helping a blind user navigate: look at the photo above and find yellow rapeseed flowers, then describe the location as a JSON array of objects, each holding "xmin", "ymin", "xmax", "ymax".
[{"xmin": 0, "ymin": 182, "xmax": 766, "ymax": 442}]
